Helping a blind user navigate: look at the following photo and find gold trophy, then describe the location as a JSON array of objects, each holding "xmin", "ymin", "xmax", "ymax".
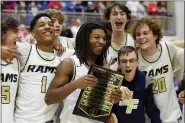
[{"xmin": 73, "ymin": 64, "xmax": 124, "ymax": 122}]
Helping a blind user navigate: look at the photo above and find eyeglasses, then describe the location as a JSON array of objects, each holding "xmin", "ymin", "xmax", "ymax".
[{"xmin": 120, "ymin": 59, "xmax": 137, "ymax": 64}]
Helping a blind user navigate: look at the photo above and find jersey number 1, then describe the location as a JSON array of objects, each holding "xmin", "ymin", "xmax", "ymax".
[
  {"xmin": 1, "ymin": 86, "xmax": 10, "ymax": 104},
  {"xmin": 41, "ymin": 76, "xmax": 47, "ymax": 93}
]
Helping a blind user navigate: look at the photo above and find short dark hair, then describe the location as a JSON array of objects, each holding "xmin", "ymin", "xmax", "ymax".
[
  {"xmin": 30, "ymin": 13, "xmax": 53, "ymax": 31},
  {"xmin": 132, "ymin": 17, "xmax": 163, "ymax": 44},
  {"xmin": 1, "ymin": 14, "xmax": 19, "ymax": 34},
  {"xmin": 75, "ymin": 21, "xmax": 109, "ymax": 66},
  {"xmin": 104, "ymin": 3, "xmax": 131, "ymax": 30},
  {"xmin": 118, "ymin": 46, "xmax": 138, "ymax": 63}
]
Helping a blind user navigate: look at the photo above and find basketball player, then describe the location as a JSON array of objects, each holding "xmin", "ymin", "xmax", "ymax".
[
  {"xmin": 107, "ymin": 46, "xmax": 161, "ymax": 123},
  {"xmin": 45, "ymin": 22, "xmax": 122, "ymax": 123},
  {"xmin": 44, "ymin": 9, "xmax": 74, "ymax": 49},
  {"xmin": 104, "ymin": 3, "xmax": 135, "ymax": 70},
  {"xmin": 14, "ymin": 13, "xmax": 61, "ymax": 123},
  {"xmin": 132, "ymin": 17, "xmax": 184, "ymax": 123},
  {"xmin": 1, "ymin": 15, "xmax": 20, "ymax": 123}
]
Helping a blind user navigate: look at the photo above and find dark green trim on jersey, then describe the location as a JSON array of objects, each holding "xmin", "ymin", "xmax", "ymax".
[
  {"xmin": 21, "ymin": 44, "xmax": 32, "ymax": 72},
  {"xmin": 66, "ymin": 40, "xmax": 69, "ymax": 48},
  {"xmin": 16, "ymin": 57, "xmax": 20, "ymax": 93},
  {"xmin": 36, "ymin": 44, "xmax": 56, "ymax": 61},
  {"xmin": 16, "ymin": 57, "xmax": 20, "ymax": 75},
  {"xmin": 70, "ymin": 58, "xmax": 76, "ymax": 82},
  {"xmin": 0, "ymin": 58, "xmax": 20, "ymax": 66},
  {"xmin": 84, "ymin": 60, "xmax": 90, "ymax": 70},
  {"xmin": 110, "ymin": 33, "xmax": 128, "ymax": 51},
  {"xmin": 1, "ymin": 61, "xmax": 8, "ymax": 66},
  {"xmin": 141, "ymin": 43, "xmax": 162, "ymax": 63},
  {"xmin": 164, "ymin": 42, "xmax": 173, "ymax": 69}
]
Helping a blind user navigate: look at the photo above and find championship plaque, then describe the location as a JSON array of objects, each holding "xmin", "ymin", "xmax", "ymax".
[{"xmin": 73, "ymin": 64, "xmax": 124, "ymax": 122}]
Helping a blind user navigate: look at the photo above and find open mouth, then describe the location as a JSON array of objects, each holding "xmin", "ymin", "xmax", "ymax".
[
  {"xmin": 115, "ymin": 22, "xmax": 123, "ymax": 27},
  {"xmin": 125, "ymin": 70, "xmax": 132, "ymax": 73}
]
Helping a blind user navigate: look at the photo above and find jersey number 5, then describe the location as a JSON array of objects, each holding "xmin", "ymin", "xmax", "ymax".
[
  {"xmin": 41, "ymin": 76, "xmax": 47, "ymax": 93},
  {"xmin": 151, "ymin": 77, "xmax": 167, "ymax": 94},
  {"xmin": 1, "ymin": 86, "xmax": 10, "ymax": 104}
]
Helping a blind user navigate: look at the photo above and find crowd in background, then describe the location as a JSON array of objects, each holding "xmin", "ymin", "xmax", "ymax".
[
  {"xmin": 2, "ymin": 1, "xmax": 170, "ymax": 16},
  {"xmin": 1, "ymin": 1, "xmax": 173, "ymax": 40}
]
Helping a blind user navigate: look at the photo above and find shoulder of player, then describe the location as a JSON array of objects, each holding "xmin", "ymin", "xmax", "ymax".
[
  {"xmin": 16, "ymin": 41, "xmax": 31, "ymax": 48},
  {"xmin": 56, "ymin": 58, "xmax": 74, "ymax": 75},
  {"xmin": 64, "ymin": 49, "xmax": 75, "ymax": 55},
  {"xmin": 161, "ymin": 41, "xmax": 180, "ymax": 58},
  {"xmin": 59, "ymin": 36, "xmax": 74, "ymax": 42},
  {"xmin": 126, "ymin": 33, "xmax": 135, "ymax": 47}
]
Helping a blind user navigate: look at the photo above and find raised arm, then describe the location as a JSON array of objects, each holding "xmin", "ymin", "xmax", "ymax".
[
  {"xmin": 45, "ymin": 58, "xmax": 97, "ymax": 105},
  {"xmin": 45, "ymin": 58, "xmax": 74, "ymax": 105},
  {"xmin": 1, "ymin": 45, "xmax": 21, "ymax": 63}
]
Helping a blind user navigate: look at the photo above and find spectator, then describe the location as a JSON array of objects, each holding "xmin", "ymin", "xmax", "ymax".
[
  {"xmin": 48, "ymin": 1, "xmax": 62, "ymax": 10},
  {"xmin": 85, "ymin": 1, "xmax": 99, "ymax": 13},
  {"xmin": 158, "ymin": 1, "xmax": 167, "ymax": 16},
  {"xmin": 71, "ymin": 19, "xmax": 81, "ymax": 38},
  {"xmin": 61, "ymin": 25, "xmax": 73, "ymax": 38},
  {"xmin": 147, "ymin": 2, "xmax": 160, "ymax": 16},
  {"xmin": 27, "ymin": 1, "xmax": 38, "ymax": 15},
  {"xmin": 18, "ymin": 24, "xmax": 29, "ymax": 42}
]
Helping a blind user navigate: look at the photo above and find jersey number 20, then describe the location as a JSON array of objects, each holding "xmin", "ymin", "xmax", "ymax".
[{"xmin": 151, "ymin": 77, "xmax": 167, "ymax": 94}]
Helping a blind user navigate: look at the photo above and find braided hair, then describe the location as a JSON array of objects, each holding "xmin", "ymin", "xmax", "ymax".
[{"xmin": 75, "ymin": 21, "xmax": 109, "ymax": 66}]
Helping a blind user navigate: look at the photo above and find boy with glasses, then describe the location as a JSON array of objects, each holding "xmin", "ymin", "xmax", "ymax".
[{"xmin": 107, "ymin": 46, "xmax": 161, "ymax": 123}]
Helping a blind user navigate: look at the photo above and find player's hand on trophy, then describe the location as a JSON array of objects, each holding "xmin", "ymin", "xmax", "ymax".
[
  {"xmin": 73, "ymin": 74, "xmax": 97, "ymax": 89},
  {"xmin": 178, "ymin": 90, "xmax": 185, "ymax": 104},
  {"xmin": 103, "ymin": 59, "xmax": 111, "ymax": 69},
  {"xmin": 1, "ymin": 46, "xmax": 21, "ymax": 64},
  {"xmin": 107, "ymin": 113, "xmax": 118, "ymax": 123},
  {"xmin": 120, "ymin": 86, "xmax": 133, "ymax": 100},
  {"xmin": 108, "ymin": 88, "xmax": 122, "ymax": 103}
]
